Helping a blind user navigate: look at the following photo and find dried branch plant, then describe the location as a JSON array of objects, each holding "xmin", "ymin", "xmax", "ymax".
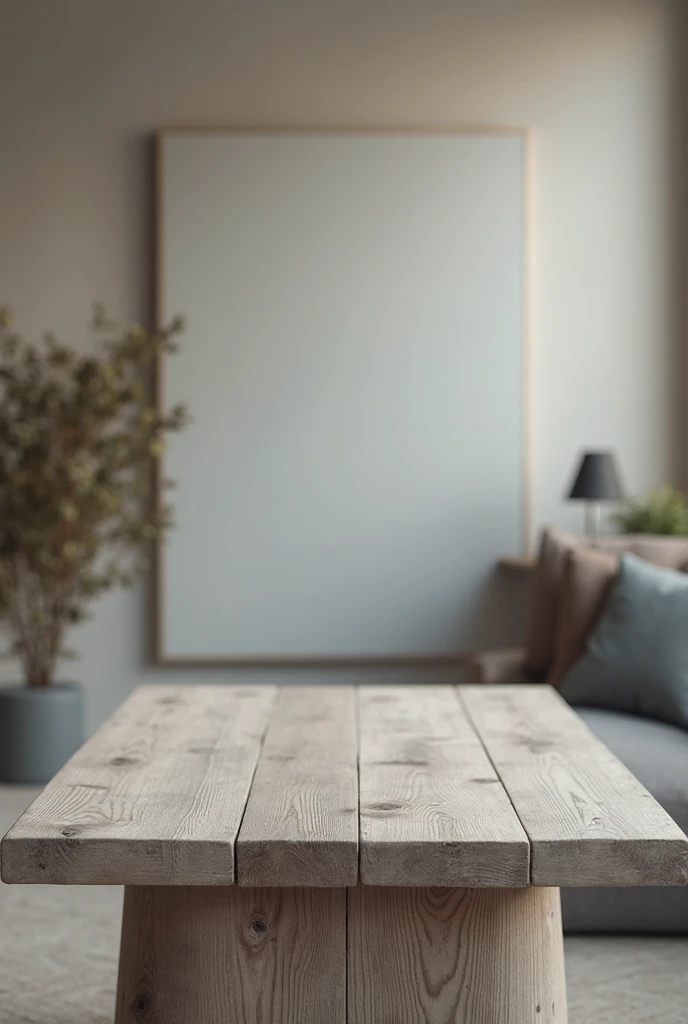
[{"xmin": 0, "ymin": 306, "xmax": 188, "ymax": 686}]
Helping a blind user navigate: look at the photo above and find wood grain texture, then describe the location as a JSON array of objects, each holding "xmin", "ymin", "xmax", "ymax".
[
  {"xmin": 1, "ymin": 685, "xmax": 275, "ymax": 885},
  {"xmin": 237, "ymin": 686, "xmax": 358, "ymax": 886},
  {"xmin": 115, "ymin": 885, "xmax": 346, "ymax": 1024},
  {"xmin": 348, "ymin": 885, "xmax": 567, "ymax": 1024},
  {"xmin": 358, "ymin": 686, "xmax": 530, "ymax": 886},
  {"xmin": 459, "ymin": 684, "xmax": 688, "ymax": 886}
]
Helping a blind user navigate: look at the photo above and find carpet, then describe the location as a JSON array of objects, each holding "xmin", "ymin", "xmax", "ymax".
[{"xmin": 1, "ymin": 787, "xmax": 686, "ymax": 1023}]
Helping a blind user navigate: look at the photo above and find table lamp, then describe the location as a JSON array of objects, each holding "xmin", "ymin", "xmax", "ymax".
[{"xmin": 566, "ymin": 451, "xmax": 625, "ymax": 540}]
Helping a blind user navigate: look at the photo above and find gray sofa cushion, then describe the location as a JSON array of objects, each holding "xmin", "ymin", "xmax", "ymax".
[{"xmin": 562, "ymin": 707, "xmax": 688, "ymax": 934}]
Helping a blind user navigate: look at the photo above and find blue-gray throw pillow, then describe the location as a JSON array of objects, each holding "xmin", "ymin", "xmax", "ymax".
[{"xmin": 560, "ymin": 552, "xmax": 688, "ymax": 729}]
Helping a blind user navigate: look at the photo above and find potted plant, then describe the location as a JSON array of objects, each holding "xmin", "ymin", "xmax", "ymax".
[
  {"xmin": 613, "ymin": 485, "xmax": 688, "ymax": 536},
  {"xmin": 0, "ymin": 306, "xmax": 188, "ymax": 783}
]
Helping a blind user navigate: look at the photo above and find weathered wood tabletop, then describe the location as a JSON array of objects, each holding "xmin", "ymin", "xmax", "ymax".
[
  {"xmin": 3, "ymin": 684, "xmax": 687, "ymax": 1024},
  {"xmin": 3, "ymin": 683, "xmax": 687, "ymax": 888}
]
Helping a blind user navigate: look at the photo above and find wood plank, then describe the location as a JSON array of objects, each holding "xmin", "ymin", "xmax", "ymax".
[
  {"xmin": 348, "ymin": 885, "xmax": 567, "ymax": 1024},
  {"xmin": 236, "ymin": 686, "xmax": 358, "ymax": 886},
  {"xmin": 115, "ymin": 885, "xmax": 346, "ymax": 1024},
  {"xmin": 358, "ymin": 686, "xmax": 530, "ymax": 886},
  {"xmin": 459, "ymin": 684, "xmax": 688, "ymax": 886},
  {"xmin": 1, "ymin": 685, "xmax": 275, "ymax": 885}
]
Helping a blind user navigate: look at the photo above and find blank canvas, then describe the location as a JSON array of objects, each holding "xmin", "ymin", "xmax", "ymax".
[{"xmin": 158, "ymin": 130, "xmax": 527, "ymax": 662}]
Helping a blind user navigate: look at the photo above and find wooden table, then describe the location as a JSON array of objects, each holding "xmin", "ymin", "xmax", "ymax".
[{"xmin": 2, "ymin": 684, "xmax": 687, "ymax": 1023}]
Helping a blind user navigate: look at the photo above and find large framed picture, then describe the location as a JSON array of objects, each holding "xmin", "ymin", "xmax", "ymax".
[{"xmin": 156, "ymin": 127, "xmax": 532, "ymax": 664}]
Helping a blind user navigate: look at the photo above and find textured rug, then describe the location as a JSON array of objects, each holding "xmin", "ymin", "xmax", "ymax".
[{"xmin": 1, "ymin": 787, "xmax": 686, "ymax": 1024}]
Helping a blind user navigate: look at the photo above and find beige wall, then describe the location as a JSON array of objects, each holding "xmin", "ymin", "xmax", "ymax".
[{"xmin": 0, "ymin": 0, "xmax": 684, "ymax": 728}]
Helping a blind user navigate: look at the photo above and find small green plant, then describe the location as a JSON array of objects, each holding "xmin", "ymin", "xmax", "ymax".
[
  {"xmin": 0, "ymin": 306, "xmax": 189, "ymax": 687},
  {"xmin": 613, "ymin": 485, "xmax": 688, "ymax": 537}
]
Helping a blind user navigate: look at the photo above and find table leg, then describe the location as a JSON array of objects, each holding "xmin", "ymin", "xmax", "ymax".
[
  {"xmin": 114, "ymin": 885, "xmax": 346, "ymax": 1024},
  {"xmin": 348, "ymin": 886, "xmax": 568, "ymax": 1023}
]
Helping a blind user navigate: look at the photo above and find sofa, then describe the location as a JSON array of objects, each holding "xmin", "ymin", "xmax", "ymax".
[{"xmin": 466, "ymin": 528, "xmax": 688, "ymax": 933}]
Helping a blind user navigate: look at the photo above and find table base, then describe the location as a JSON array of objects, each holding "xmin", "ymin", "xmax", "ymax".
[{"xmin": 114, "ymin": 885, "xmax": 567, "ymax": 1023}]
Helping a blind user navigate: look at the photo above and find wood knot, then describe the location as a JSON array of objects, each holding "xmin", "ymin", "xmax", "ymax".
[
  {"xmin": 368, "ymin": 802, "xmax": 403, "ymax": 813},
  {"xmin": 110, "ymin": 756, "xmax": 136, "ymax": 766},
  {"xmin": 131, "ymin": 988, "xmax": 152, "ymax": 1019},
  {"xmin": 61, "ymin": 827, "xmax": 81, "ymax": 838},
  {"xmin": 522, "ymin": 738, "xmax": 552, "ymax": 754},
  {"xmin": 249, "ymin": 917, "xmax": 268, "ymax": 938}
]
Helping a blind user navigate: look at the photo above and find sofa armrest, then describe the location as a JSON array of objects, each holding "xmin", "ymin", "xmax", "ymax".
[{"xmin": 463, "ymin": 647, "xmax": 531, "ymax": 685}]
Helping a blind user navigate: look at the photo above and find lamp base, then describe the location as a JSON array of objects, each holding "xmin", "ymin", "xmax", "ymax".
[{"xmin": 584, "ymin": 501, "xmax": 601, "ymax": 542}]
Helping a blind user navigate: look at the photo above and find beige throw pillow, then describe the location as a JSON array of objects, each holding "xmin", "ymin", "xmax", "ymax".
[
  {"xmin": 547, "ymin": 547, "xmax": 618, "ymax": 688},
  {"xmin": 524, "ymin": 527, "xmax": 581, "ymax": 673}
]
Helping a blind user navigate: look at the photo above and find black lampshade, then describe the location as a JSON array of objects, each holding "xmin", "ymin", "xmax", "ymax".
[{"xmin": 567, "ymin": 451, "xmax": 625, "ymax": 502}]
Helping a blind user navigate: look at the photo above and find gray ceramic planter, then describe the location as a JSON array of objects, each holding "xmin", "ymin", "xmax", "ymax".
[{"xmin": 0, "ymin": 683, "xmax": 83, "ymax": 784}]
